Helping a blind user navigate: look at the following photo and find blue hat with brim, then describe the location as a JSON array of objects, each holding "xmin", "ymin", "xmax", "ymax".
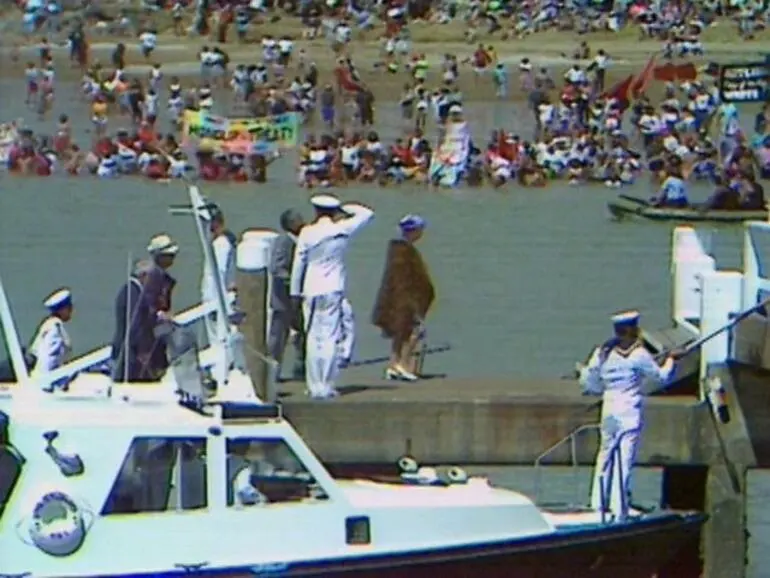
[
  {"xmin": 44, "ymin": 288, "xmax": 72, "ymax": 311},
  {"xmin": 611, "ymin": 310, "xmax": 640, "ymax": 328},
  {"xmin": 399, "ymin": 214, "xmax": 427, "ymax": 233}
]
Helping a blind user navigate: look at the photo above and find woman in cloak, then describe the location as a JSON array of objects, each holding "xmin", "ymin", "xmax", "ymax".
[{"xmin": 372, "ymin": 215, "xmax": 435, "ymax": 381}]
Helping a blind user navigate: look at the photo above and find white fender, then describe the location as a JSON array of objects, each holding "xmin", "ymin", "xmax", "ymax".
[
  {"xmin": 397, "ymin": 455, "xmax": 419, "ymax": 474},
  {"xmin": 447, "ymin": 466, "xmax": 468, "ymax": 484}
]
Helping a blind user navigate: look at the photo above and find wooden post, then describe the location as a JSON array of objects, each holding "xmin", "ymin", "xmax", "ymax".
[{"xmin": 236, "ymin": 229, "xmax": 278, "ymax": 402}]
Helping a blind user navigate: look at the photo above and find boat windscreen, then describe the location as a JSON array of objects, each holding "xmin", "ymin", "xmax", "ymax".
[{"xmin": 168, "ymin": 326, "xmax": 209, "ymax": 410}]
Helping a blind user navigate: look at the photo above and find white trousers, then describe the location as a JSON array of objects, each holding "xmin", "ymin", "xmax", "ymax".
[
  {"xmin": 589, "ymin": 411, "xmax": 641, "ymax": 518},
  {"xmin": 303, "ymin": 292, "xmax": 349, "ymax": 396},
  {"xmin": 339, "ymin": 297, "xmax": 355, "ymax": 363}
]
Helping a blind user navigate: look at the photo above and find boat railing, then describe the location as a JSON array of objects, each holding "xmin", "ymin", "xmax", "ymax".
[
  {"xmin": 32, "ymin": 293, "xmax": 235, "ymax": 387},
  {"xmin": 533, "ymin": 423, "xmax": 631, "ymax": 523}
]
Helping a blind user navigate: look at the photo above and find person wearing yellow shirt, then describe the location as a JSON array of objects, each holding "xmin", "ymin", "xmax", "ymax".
[{"xmin": 91, "ymin": 96, "xmax": 108, "ymax": 136}]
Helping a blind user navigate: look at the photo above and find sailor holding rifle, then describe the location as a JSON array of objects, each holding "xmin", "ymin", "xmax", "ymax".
[
  {"xmin": 577, "ymin": 311, "xmax": 683, "ymax": 515},
  {"xmin": 30, "ymin": 288, "xmax": 74, "ymax": 391},
  {"xmin": 289, "ymin": 194, "xmax": 374, "ymax": 400}
]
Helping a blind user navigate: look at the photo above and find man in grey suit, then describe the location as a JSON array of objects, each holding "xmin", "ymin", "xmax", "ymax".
[{"xmin": 268, "ymin": 209, "xmax": 306, "ymax": 381}]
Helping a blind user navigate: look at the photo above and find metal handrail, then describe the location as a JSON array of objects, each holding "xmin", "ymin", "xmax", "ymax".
[
  {"xmin": 533, "ymin": 423, "xmax": 634, "ymax": 523},
  {"xmin": 533, "ymin": 423, "xmax": 601, "ymax": 507}
]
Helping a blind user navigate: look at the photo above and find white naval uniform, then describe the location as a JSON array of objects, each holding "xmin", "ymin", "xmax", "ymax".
[
  {"xmin": 232, "ymin": 464, "xmax": 269, "ymax": 506},
  {"xmin": 30, "ymin": 315, "xmax": 71, "ymax": 389},
  {"xmin": 579, "ymin": 341, "xmax": 675, "ymax": 516},
  {"xmin": 201, "ymin": 232, "xmax": 237, "ymax": 345},
  {"xmin": 289, "ymin": 204, "xmax": 374, "ymax": 397}
]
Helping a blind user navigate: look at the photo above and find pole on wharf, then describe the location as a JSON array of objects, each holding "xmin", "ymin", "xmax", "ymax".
[{"xmin": 236, "ymin": 229, "xmax": 279, "ymax": 402}]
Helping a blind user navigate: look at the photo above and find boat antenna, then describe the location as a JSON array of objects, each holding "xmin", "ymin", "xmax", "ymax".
[
  {"xmin": 0, "ymin": 273, "xmax": 30, "ymax": 385},
  {"xmin": 172, "ymin": 184, "xmax": 233, "ymax": 390},
  {"xmin": 122, "ymin": 252, "xmax": 132, "ymax": 386}
]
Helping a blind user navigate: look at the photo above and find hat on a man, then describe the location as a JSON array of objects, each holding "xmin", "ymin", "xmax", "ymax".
[
  {"xmin": 310, "ymin": 194, "xmax": 342, "ymax": 210},
  {"xmin": 611, "ymin": 310, "xmax": 640, "ymax": 328},
  {"xmin": 147, "ymin": 234, "xmax": 179, "ymax": 256},
  {"xmin": 44, "ymin": 288, "xmax": 72, "ymax": 311}
]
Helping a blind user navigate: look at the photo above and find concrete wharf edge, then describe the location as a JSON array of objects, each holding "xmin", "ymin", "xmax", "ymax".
[{"xmin": 279, "ymin": 374, "xmax": 755, "ymax": 468}]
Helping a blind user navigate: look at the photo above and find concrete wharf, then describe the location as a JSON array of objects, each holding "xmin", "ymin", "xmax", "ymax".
[{"xmin": 230, "ymin": 223, "xmax": 770, "ymax": 578}]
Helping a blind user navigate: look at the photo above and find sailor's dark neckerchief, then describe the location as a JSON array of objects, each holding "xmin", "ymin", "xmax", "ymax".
[{"xmin": 598, "ymin": 337, "xmax": 643, "ymax": 365}]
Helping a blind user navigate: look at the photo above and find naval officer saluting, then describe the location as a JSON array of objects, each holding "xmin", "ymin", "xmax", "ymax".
[
  {"xmin": 578, "ymin": 311, "xmax": 682, "ymax": 516},
  {"xmin": 290, "ymin": 194, "xmax": 374, "ymax": 399},
  {"xmin": 30, "ymin": 288, "xmax": 74, "ymax": 391}
]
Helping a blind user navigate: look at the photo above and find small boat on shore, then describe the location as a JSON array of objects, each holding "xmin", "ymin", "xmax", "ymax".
[
  {"xmin": 608, "ymin": 194, "xmax": 768, "ymax": 223},
  {"xmin": 0, "ymin": 185, "xmax": 706, "ymax": 577}
]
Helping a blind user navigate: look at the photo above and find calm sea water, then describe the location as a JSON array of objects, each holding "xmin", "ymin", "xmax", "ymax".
[{"xmin": 0, "ymin": 75, "xmax": 767, "ymax": 574}]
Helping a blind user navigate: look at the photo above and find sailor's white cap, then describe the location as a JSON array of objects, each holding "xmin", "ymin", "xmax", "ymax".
[
  {"xmin": 310, "ymin": 194, "xmax": 341, "ymax": 210},
  {"xmin": 147, "ymin": 234, "xmax": 179, "ymax": 256},
  {"xmin": 43, "ymin": 288, "xmax": 72, "ymax": 311},
  {"xmin": 611, "ymin": 310, "xmax": 640, "ymax": 327},
  {"xmin": 449, "ymin": 104, "xmax": 463, "ymax": 114}
]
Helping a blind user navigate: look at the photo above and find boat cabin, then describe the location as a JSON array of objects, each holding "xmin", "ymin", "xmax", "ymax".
[{"xmin": 0, "ymin": 351, "xmax": 554, "ymax": 577}]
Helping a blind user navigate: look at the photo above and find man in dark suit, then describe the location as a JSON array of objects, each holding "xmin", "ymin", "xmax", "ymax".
[
  {"xmin": 143, "ymin": 234, "xmax": 179, "ymax": 378},
  {"xmin": 268, "ymin": 209, "xmax": 305, "ymax": 380},
  {"xmin": 111, "ymin": 260, "xmax": 158, "ymax": 382}
]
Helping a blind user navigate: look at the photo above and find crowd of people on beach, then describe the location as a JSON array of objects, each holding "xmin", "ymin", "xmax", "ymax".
[{"xmin": 3, "ymin": 0, "xmax": 770, "ymax": 203}]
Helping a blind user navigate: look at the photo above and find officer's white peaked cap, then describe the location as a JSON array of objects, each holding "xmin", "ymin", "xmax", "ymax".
[
  {"xmin": 310, "ymin": 194, "xmax": 342, "ymax": 210},
  {"xmin": 43, "ymin": 288, "xmax": 72, "ymax": 311},
  {"xmin": 611, "ymin": 310, "xmax": 640, "ymax": 326}
]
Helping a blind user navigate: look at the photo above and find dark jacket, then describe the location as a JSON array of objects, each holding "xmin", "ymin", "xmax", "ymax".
[{"xmin": 111, "ymin": 278, "xmax": 157, "ymax": 382}]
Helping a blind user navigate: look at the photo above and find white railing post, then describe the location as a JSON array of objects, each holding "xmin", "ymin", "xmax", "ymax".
[{"xmin": 671, "ymin": 227, "xmax": 715, "ymax": 329}]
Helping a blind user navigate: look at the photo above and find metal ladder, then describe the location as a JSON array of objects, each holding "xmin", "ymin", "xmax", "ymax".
[{"xmin": 533, "ymin": 423, "xmax": 632, "ymax": 523}]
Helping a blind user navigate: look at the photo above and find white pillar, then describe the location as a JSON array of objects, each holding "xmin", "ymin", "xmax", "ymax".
[{"xmin": 235, "ymin": 229, "xmax": 279, "ymax": 401}]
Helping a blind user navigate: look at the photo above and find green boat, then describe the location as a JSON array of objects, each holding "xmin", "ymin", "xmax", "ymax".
[{"xmin": 607, "ymin": 195, "xmax": 768, "ymax": 223}]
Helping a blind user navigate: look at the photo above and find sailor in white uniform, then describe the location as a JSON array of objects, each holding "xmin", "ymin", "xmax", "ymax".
[
  {"xmin": 578, "ymin": 311, "xmax": 680, "ymax": 517},
  {"xmin": 289, "ymin": 194, "xmax": 374, "ymax": 399},
  {"xmin": 30, "ymin": 288, "xmax": 74, "ymax": 391}
]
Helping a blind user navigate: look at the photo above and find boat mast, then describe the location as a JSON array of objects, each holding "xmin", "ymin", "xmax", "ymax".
[
  {"xmin": 185, "ymin": 184, "xmax": 232, "ymax": 390},
  {"xmin": 0, "ymin": 274, "xmax": 30, "ymax": 385}
]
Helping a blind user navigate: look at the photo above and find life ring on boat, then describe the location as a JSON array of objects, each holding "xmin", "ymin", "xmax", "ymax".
[
  {"xmin": 447, "ymin": 467, "xmax": 468, "ymax": 484},
  {"xmin": 397, "ymin": 456, "xmax": 419, "ymax": 474},
  {"xmin": 26, "ymin": 491, "xmax": 89, "ymax": 557}
]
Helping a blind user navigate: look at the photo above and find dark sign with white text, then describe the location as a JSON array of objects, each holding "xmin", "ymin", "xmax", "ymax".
[{"xmin": 719, "ymin": 62, "xmax": 770, "ymax": 103}]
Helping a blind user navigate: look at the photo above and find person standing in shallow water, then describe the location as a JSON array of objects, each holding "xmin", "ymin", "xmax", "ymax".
[{"xmin": 372, "ymin": 215, "xmax": 435, "ymax": 382}]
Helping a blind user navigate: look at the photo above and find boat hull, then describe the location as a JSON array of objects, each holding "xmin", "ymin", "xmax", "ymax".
[
  {"xmin": 113, "ymin": 511, "xmax": 705, "ymax": 578},
  {"xmin": 607, "ymin": 195, "xmax": 767, "ymax": 223}
]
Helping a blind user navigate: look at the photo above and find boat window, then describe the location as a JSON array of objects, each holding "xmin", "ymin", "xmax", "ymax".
[
  {"xmin": 226, "ymin": 437, "xmax": 328, "ymax": 506},
  {"xmin": 102, "ymin": 437, "xmax": 207, "ymax": 516},
  {"xmin": 0, "ymin": 446, "xmax": 23, "ymax": 520}
]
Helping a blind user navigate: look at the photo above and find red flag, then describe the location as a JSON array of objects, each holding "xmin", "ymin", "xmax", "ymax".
[
  {"xmin": 602, "ymin": 74, "xmax": 633, "ymax": 111},
  {"xmin": 674, "ymin": 63, "xmax": 698, "ymax": 82},
  {"xmin": 631, "ymin": 55, "xmax": 657, "ymax": 97},
  {"xmin": 653, "ymin": 63, "xmax": 677, "ymax": 82}
]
